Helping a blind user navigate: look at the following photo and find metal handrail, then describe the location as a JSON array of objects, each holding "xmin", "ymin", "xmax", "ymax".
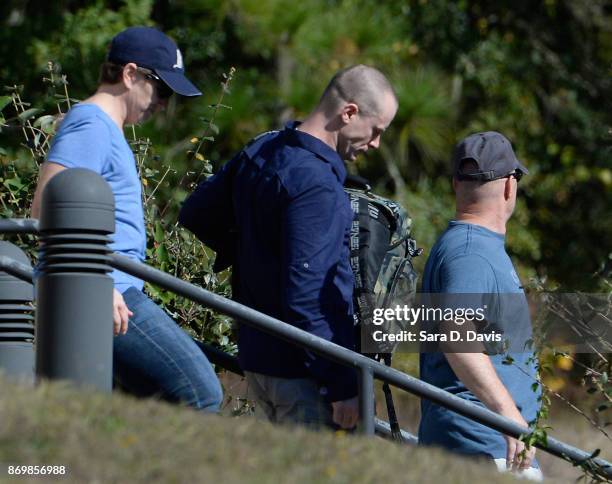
[
  {"xmin": 1, "ymin": 219, "xmax": 611, "ymax": 478},
  {"xmin": 0, "ymin": 253, "xmax": 419, "ymax": 444},
  {"xmin": 0, "ymin": 218, "xmax": 39, "ymax": 234},
  {"xmin": 0, "ymin": 255, "xmax": 35, "ymax": 282},
  {"xmin": 108, "ymin": 253, "xmax": 612, "ymax": 476}
]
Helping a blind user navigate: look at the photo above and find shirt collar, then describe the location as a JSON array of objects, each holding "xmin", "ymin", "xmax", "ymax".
[
  {"xmin": 449, "ymin": 220, "xmax": 506, "ymax": 242},
  {"xmin": 283, "ymin": 121, "xmax": 347, "ymax": 184}
]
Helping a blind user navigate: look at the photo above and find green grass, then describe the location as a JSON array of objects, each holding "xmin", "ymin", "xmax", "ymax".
[{"xmin": 0, "ymin": 374, "xmax": 524, "ymax": 484}]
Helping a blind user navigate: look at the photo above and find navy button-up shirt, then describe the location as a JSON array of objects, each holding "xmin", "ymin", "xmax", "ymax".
[{"xmin": 180, "ymin": 122, "xmax": 357, "ymax": 401}]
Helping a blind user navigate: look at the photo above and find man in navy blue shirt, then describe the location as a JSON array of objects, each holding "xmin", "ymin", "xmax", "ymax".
[
  {"xmin": 180, "ymin": 65, "xmax": 398, "ymax": 429},
  {"xmin": 419, "ymin": 132, "xmax": 542, "ymax": 480}
]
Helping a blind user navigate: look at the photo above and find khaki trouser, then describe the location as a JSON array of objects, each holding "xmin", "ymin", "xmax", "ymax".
[{"xmin": 245, "ymin": 371, "xmax": 335, "ymax": 429}]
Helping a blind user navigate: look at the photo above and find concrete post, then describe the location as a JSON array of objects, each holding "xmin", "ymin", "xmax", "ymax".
[
  {"xmin": 0, "ymin": 241, "xmax": 34, "ymax": 384},
  {"xmin": 36, "ymin": 168, "xmax": 115, "ymax": 391}
]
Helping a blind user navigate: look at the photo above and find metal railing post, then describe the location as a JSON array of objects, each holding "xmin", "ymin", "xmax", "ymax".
[
  {"xmin": 0, "ymin": 241, "xmax": 34, "ymax": 385},
  {"xmin": 358, "ymin": 365, "xmax": 375, "ymax": 435},
  {"xmin": 36, "ymin": 168, "xmax": 115, "ymax": 391}
]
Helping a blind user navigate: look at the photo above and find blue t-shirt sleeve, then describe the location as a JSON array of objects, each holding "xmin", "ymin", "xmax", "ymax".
[{"xmin": 47, "ymin": 110, "xmax": 111, "ymax": 173}]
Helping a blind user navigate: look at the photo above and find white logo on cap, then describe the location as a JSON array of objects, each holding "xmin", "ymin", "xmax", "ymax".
[{"xmin": 173, "ymin": 49, "xmax": 183, "ymax": 69}]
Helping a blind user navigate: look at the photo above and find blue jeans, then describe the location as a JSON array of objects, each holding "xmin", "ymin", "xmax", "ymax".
[{"xmin": 113, "ymin": 287, "xmax": 223, "ymax": 412}]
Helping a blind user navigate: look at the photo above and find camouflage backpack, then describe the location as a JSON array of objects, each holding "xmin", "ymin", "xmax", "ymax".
[
  {"xmin": 345, "ymin": 175, "xmax": 422, "ymax": 355},
  {"xmin": 345, "ymin": 175, "xmax": 422, "ymax": 442}
]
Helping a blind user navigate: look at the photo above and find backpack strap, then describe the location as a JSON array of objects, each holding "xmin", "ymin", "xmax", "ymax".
[
  {"xmin": 243, "ymin": 130, "xmax": 281, "ymax": 158},
  {"xmin": 345, "ymin": 173, "xmax": 372, "ymax": 191},
  {"xmin": 380, "ymin": 353, "xmax": 405, "ymax": 443}
]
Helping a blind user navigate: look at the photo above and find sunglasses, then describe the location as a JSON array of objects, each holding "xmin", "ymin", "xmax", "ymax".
[
  {"xmin": 458, "ymin": 170, "xmax": 524, "ymax": 183},
  {"xmin": 136, "ymin": 67, "xmax": 174, "ymax": 99},
  {"xmin": 487, "ymin": 170, "xmax": 523, "ymax": 183},
  {"xmin": 508, "ymin": 170, "xmax": 523, "ymax": 183}
]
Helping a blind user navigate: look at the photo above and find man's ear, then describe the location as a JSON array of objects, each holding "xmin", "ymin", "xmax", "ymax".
[
  {"xmin": 340, "ymin": 102, "xmax": 359, "ymax": 124},
  {"xmin": 503, "ymin": 176, "xmax": 513, "ymax": 200},
  {"xmin": 122, "ymin": 63, "xmax": 139, "ymax": 89}
]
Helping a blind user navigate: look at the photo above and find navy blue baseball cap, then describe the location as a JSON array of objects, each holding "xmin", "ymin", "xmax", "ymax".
[
  {"xmin": 107, "ymin": 26, "xmax": 201, "ymax": 97},
  {"xmin": 452, "ymin": 131, "xmax": 528, "ymax": 181}
]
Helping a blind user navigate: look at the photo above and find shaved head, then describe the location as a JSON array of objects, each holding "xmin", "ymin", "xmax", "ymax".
[
  {"xmin": 453, "ymin": 158, "xmax": 518, "ymax": 226},
  {"xmin": 455, "ymin": 177, "xmax": 507, "ymax": 205},
  {"xmin": 318, "ymin": 64, "xmax": 397, "ymax": 117}
]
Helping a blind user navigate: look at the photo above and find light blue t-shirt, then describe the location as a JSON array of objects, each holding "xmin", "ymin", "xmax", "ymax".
[
  {"xmin": 418, "ymin": 221, "xmax": 541, "ymax": 465},
  {"xmin": 47, "ymin": 104, "xmax": 146, "ymax": 292}
]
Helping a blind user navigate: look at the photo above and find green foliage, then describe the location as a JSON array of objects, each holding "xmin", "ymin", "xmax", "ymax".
[
  {"xmin": 29, "ymin": 1, "xmax": 154, "ymax": 97},
  {"xmin": 404, "ymin": 0, "xmax": 612, "ymax": 291},
  {"xmin": 5, "ymin": 1, "xmax": 606, "ymax": 293}
]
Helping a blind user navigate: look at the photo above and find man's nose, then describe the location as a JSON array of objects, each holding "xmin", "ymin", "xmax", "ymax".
[{"xmin": 369, "ymin": 135, "xmax": 381, "ymax": 149}]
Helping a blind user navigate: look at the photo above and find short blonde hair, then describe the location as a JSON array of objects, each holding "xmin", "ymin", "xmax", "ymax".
[{"xmin": 318, "ymin": 64, "xmax": 396, "ymax": 116}]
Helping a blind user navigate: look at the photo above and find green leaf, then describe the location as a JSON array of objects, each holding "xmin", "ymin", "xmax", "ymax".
[
  {"xmin": 156, "ymin": 243, "xmax": 169, "ymax": 264},
  {"xmin": 33, "ymin": 114, "xmax": 57, "ymax": 134},
  {"xmin": 3, "ymin": 175, "xmax": 23, "ymax": 191},
  {"xmin": 33, "ymin": 114, "xmax": 54, "ymax": 128},
  {"xmin": 159, "ymin": 290, "xmax": 175, "ymax": 305},
  {"xmin": 17, "ymin": 108, "xmax": 43, "ymax": 123},
  {"xmin": 154, "ymin": 222, "xmax": 164, "ymax": 243},
  {"xmin": 0, "ymin": 96, "xmax": 12, "ymax": 112}
]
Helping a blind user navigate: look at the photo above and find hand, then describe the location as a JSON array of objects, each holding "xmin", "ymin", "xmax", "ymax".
[
  {"xmin": 113, "ymin": 288, "xmax": 132, "ymax": 336},
  {"xmin": 504, "ymin": 412, "xmax": 536, "ymax": 472},
  {"xmin": 331, "ymin": 396, "xmax": 359, "ymax": 429}
]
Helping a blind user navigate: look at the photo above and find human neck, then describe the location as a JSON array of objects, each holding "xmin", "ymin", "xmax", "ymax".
[
  {"xmin": 81, "ymin": 86, "xmax": 128, "ymax": 131},
  {"xmin": 455, "ymin": 208, "xmax": 507, "ymax": 235},
  {"xmin": 296, "ymin": 111, "xmax": 338, "ymax": 151}
]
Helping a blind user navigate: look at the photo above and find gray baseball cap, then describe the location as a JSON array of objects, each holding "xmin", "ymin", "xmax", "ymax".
[{"xmin": 452, "ymin": 131, "xmax": 528, "ymax": 181}]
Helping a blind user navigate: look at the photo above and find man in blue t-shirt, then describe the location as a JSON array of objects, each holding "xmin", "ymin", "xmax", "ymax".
[
  {"xmin": 31, "ymin": 27, "xmax": 222, "ymax": 412},
  {"xmin": 419, "ymin": 131, "xmax": 543, "ymax": 481}
]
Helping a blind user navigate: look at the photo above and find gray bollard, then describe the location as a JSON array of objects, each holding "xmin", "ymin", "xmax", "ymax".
[
  {"xmin": 0, "ymin": 241, "xmax": 35, "ymax": 385},
  {"xmin": 36, "ymin": 168, "xmax": 115, "ymax": 391}
]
